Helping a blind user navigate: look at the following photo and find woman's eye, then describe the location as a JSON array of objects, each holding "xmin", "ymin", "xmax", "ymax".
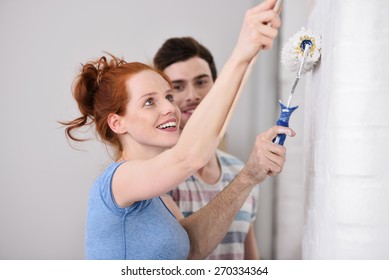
[
  {"xmin": 145, "ymin": 98, "xmax": 154, "ymax": 106},
  {"xmin": 166, "ymin": 94, "xmax": 175, "ymax": 103}
]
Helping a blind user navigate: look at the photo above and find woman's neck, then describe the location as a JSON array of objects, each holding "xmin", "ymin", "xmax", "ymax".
[{"xmin": 120, "ymin": 144, "xmax": 166, "ymax": 161}]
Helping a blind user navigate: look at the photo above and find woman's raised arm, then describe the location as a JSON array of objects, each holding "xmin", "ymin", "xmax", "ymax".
[{"xmin": 113, "ymin": 0, "xmax": 282, "ymax": 206}]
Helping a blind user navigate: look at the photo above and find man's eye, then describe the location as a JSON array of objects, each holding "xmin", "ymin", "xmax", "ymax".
[
  {"xmin": 172, "ymin": 84, "xmax": 184, "ymax": 92},
  {"xmin": 197, "ymin": 79, "xmax": 209, "ymax": 87}
]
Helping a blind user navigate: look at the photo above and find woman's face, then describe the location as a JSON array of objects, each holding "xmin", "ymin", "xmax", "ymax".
[{"xmin": 122, "ymin": 70, "xmax": 181, "ymax": 153}]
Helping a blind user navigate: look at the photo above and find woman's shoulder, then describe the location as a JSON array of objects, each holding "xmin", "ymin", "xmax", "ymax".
[{"xmin": 96, "ymin": 161, "xmax": 124, "ymax": 181}]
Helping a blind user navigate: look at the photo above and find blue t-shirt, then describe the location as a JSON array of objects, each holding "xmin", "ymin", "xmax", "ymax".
[{"xmin": 85, "ymin": 162, "xmax": 190, "ymax": 259}]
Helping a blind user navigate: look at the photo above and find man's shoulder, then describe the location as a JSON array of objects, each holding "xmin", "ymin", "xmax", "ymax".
[
  {"xmin": 216, "ymin": 149, "xmax": 244, "ymax": 166},
  {"xmin": 216, "ymin": 150, "xmax": 245, "ymax": 179}
]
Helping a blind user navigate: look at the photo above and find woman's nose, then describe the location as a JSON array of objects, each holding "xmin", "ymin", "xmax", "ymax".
[{"xmin": 160, "ymin": 99, "xmax": 178, "ymax": 115}]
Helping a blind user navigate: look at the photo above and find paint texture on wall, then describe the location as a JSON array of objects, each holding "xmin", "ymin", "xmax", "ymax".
[{"xmin": 302, "ymin": 0, "xmax": 389, "ymax": 259}]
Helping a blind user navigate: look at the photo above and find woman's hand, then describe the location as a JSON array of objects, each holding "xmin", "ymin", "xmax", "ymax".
[{"xmin": 233, "ymin": 0, "xmax": 281, "ymax": 63}]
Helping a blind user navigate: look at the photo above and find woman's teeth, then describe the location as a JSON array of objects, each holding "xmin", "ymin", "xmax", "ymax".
[{"xmin": 157, "ymin": 121, "xmax": 177, "ymax": 129}]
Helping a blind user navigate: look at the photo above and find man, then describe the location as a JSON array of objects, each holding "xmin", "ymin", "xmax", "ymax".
[{"xmin": 154, "ymin": 37, "xmax": 260, "ymax": 260}]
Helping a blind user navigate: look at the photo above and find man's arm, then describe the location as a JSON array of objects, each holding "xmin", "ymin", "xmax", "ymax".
[{"xmin": 179, "ymin": 126, "xmax": 295, "ymax": 259}]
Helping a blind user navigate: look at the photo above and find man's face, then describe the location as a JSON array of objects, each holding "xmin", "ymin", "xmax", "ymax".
[{"xmin": 163, "ymin": 57, "xmax": 214, "ymax": 130}]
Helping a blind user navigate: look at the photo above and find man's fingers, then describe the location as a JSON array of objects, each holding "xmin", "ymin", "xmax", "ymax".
[{"xmin": 263, "ymin": 126, "xmax": 295, "ymax": 142}]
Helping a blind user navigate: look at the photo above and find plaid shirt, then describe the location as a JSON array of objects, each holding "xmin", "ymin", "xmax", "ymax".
[{"xmin": 170, "ymin": 150, "xmax": 259, "ymax": 260}]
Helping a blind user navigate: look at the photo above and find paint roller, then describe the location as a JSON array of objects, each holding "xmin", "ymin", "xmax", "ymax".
[{"xmin": 273, "ymin": 27, "xmax": 322, "ymax": 145}]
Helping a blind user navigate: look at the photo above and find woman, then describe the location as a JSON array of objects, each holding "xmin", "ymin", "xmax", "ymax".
[{"xmin": 62, "ymin": 0, "xmax": 293, "ymax": 259}]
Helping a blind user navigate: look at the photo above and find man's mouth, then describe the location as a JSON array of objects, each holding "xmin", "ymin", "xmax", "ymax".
[
  {"xmin": 182, "ymin": 109, "xmax": 194, "ymax": 114},
  {"xmin": 181, "ymin": 105, "xmax": 198, "ymax": 115}
]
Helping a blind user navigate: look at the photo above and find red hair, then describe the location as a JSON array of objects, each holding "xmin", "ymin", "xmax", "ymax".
[{"xmin": 61, "ymin": 54, "xmax": 172, "ymax": 157}]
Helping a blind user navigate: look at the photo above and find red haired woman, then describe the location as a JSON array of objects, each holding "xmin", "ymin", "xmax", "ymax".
[{"xmin": 62, "ymin": 0, "xmax": 293, "ymax": 259}]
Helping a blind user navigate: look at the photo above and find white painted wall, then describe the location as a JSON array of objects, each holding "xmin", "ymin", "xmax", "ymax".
[{"xmin": 303, "ymin": 0, "xmax": 389, "ymax": 259}]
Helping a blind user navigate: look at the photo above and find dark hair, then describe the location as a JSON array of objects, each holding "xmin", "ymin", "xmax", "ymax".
[
  {"xmin": 153, "ymin": 37, "xmax": 217, "ymax": 81},
  {"xmin": 61, "ymin": 53, "xmax": 172, "ymax": 157}
]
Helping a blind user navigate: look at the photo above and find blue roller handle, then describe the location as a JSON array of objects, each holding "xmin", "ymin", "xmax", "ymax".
[{"xmin": 273, "ymin": 100, "xmax": 298, "ymax": 145}]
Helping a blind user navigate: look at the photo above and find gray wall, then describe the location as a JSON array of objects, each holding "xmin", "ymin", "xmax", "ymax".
[{"xmin": 0, "ymin": 0, "xmax": 261, "ymax": 259}]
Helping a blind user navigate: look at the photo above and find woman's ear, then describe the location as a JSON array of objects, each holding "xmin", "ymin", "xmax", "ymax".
[{"xmin": 107, "ymin": 113, "xmax": 126, "ymax": 134}]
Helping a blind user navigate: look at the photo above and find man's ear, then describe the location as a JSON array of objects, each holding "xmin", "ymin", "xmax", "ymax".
[{"xmin": 107, "ymin": 113, "xmax": 127, "ymax": 134}]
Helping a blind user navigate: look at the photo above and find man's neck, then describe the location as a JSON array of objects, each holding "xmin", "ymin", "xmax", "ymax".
[{"xmin": 195, "ymin": 153, "xmax": 221, "ymax": 185}]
